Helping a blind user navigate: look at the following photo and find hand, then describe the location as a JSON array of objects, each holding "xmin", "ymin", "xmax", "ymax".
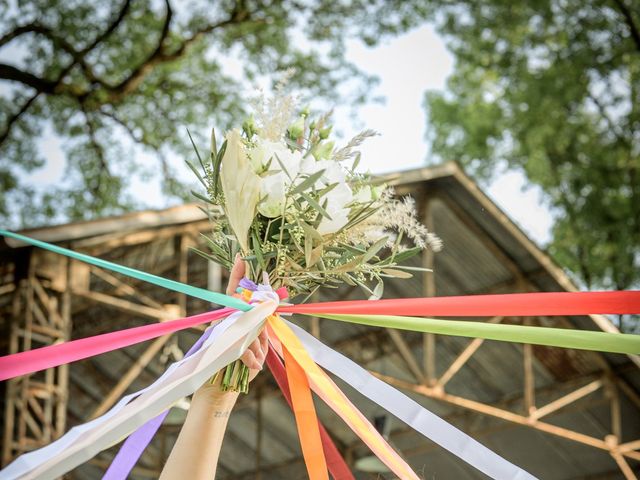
[{"xmin": 226, "ymin": 254, "xmax": 269, "ymax": 378}]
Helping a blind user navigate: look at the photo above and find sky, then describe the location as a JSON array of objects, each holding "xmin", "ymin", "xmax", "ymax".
[{"xmin": 13, "ymin": 23, "xmax": 555, "ymax": 245}]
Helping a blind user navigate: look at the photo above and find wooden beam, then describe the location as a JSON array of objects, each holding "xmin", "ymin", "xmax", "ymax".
[
  {"xmin": 529, "ymin": 379, "xmax": 603, "ymax": 421},
  {"xmin": 608, "ymin": 379, "xmax": 622, "ymax": 440},
  {"xmin": 176, "ymin": 234, "xmax": 189, "ymax": 316},
  {"xmin": 73, "ymin": 289, "xmax": 174, "ymax": 321},
  {"xmin": 0, "ymin": 283, "xmax": 16, "ymax": 296},
  {"xmin": 387, "ymin": 329, "xmax": 425, "ymax": 383},
  {"xmin": 90, "ymin": 267, "xmax": 164, "ymax": 310},
  {"xmin": 606, "ymin": 435, "xmax": 638, "ymax": 480},
  {"xmin": 370, "ymin": 371, "xmax": 640, "ymax": 461},
  {"xmin": 89, "ymin": 458, "xmax": 161, "ymax": 478},
  {"xmin": 523, "ymin": 317, "xmax": 535, "ymax": 415},
  {"xmin": 89, "ymin": 334, "xmax": 171, "ymax": 420},
  {"xmin": 72, "ymin": 219, "xmax": 210, "ymax": 255},
  {"xmin": 619, "ymin": 439, "xmax": 640, "ymax": 453},
  {"xmin": 256, "ymin": 387, "xmax": 263, "ymax": 480},
  {"xmin": 435, "ymin": 316, "xmax": 503, "ymax": 389},
  {"xmin": 310, "ymin": 317, "xmax": 320, "ymax": 339}
]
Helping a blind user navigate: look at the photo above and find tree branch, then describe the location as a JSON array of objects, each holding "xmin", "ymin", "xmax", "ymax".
[
  {"xmin": 612, "ymin": 0, "xmax": 640, "ymax": 52},
  {"xmin": 0, "ymin": 91, "xmax": 40, "ymax": 145},
  {"xmin": 100, "ymin": 108, "xmax": 139, "ymax": 141},
  {"xmin": 79, "ymin": 0, "xmax": 132, "ymax": 55},
  {"xmin": 0, "ymin": 22, "xmax": 52, "ymax": 48},
  {"xmin": 107, "ymin": 0, "xmax": 174, "ymax": 101},
  {"xmin": 105, "ymin": 1, "xmax": 251, "ymax": 103},
  {"xmin": 0, "ymin": 63, "xmax": 57, "ymax": 92},
  {"xmin": 79, "ymin": 103, "xmax": 113, "ymax": 211},
  {"xmin": 587, "ymin": 92, "xmax": 630, "ymax": 148}
]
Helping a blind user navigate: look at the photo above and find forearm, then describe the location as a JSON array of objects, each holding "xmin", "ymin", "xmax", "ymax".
[{"xmin": 160, "ymin": 387, "xmax": 239, "ymax": 480}]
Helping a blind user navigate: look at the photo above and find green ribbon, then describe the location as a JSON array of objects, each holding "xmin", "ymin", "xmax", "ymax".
[
  {"xmin": 0, "ymin": 230, "xmax": 250, "ymax": 312},
  {"xmin": 314, "ymin": 313, "xmax": 640, "ymax": 354}
]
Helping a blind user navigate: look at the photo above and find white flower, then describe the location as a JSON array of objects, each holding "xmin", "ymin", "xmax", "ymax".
[
  {"xmin": 250, "ymin": 139, "xmax": 301, "ymax": 176},
  {"xmin": 258, "ymin": 171, "xmax": 287, "ymax": 218},
  {"xmin": 299, "ymin": 157, "xmax": 346, "ymax": 186},
  {"xmin": 297, "ymin": 157, "xmax": 353, "ymax": 234},
  {"xmin": 251, "ymin": 139, "xmax": 303, "ymax": 218},
  {"xmin": 317, "ymin": 182, "xmax": 353, "ymax": 235}
]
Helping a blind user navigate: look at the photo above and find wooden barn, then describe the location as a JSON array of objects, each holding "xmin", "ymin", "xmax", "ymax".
[{"xmin": 1, "ymin": 162, "xmax": 639, "ymax": 479}]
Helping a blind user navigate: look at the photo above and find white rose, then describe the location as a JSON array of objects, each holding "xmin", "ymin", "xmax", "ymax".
[
  {"xmin": 317, "ymin": 182, "xmax": 353, "ymax": 235},
  {"xmin": 299, "ymin": 157, "xmax": 346, "ymax": 187},
  {"xmin": 250, "ymin": 139, "xmax": 302, "ymax": 178},
  {"xmin": 251, "ymin": 140, "xmax": 304, "ymax": 218},
  {"xmin": 258, "ymin": 171, "xmax": 287, "ymax": 218}
]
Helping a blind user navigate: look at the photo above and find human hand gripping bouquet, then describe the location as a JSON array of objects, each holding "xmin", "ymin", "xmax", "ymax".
[{"xmin": 187, "ymin": 87, "xmax": 442, "ymax": 392}]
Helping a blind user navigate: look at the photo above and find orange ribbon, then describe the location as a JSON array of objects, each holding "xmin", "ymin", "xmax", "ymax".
[{"xmin": 283, "ymin": 341, "xmax": 330, "ymax": 480}]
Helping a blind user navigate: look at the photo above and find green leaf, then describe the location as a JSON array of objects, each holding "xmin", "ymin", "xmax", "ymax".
[
  {"xmin": 300, "ymin": 221, "xmax": 323, "ymax": 242},
  {"xmin": 339, "ymin": 273, "xmax": 357, "ymax": 286},
  {"xmin": 213, "ymin": 139, "xmax": 227, "ymax": 197},
  {"xmin": 353, "ymin": 277, "xmax": 374, "ymax": 296},
  {"xmin": 304, "ymin": 229, "xmax": 313, "ymax": 267},
  {"xmin": 186, "ymin": 129, "xmax": 206, "ymax": 172},
  {"xmin": 318, "ymin": 182, "xmax": 338, "ymax": 197},
  {"xmin": 371, "ymin": 279, "xmax": 384, "ymax": 300},
  {"xmin": 252, "ymin": 229, "xmax": 266, "ymax": 270},
  {"xmin": 273, "ymin": 153, "xmax": 293, "ymax": 180},
  {"xmin": 352, "ymin": 152, "xmax": 361, "ymax": 171},
  {"xmin": 210, "ymin": 128, "xmax": 217, "ymax": 168},
  {"xmin": 185, "ymin": 159, "xmax": 207, "ymax": 189},
  {"xmin": 300, "ymin": 192, "xmax": 332, "ymax": 220},
  {"xmin": 381, "ymin": 268, "xmax": 413, "ymax": 279},
  {"xmin": 362, "ymin": 236, "xmax": 388, "ymax": 263},
  {"xmin": 291, "ymin": 169, "xmax": 326, "ymax": 195},
  {"xmin": 392, "ymin": 246, "xmax": 422, "ymax": 264},
  {"xmin": 191, "ymin": 190, "xmax": 215, "ymax": 205}
]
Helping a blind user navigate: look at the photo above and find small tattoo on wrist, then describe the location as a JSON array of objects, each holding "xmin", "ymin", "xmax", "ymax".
[{"xmin": 213, "ymin": 410, "xmax": 231, "ymax": 418}]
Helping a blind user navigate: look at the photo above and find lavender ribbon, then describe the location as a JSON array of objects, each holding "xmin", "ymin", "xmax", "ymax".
[
  {"xmin": 102, "ymin": 325, "xmax": 215, "ymax": 479},
  {"xmin": 239, "ymin": 277, "xmax": 258, "ymax": 291},
  {"xmin": 103, "ymin": 279, "xmax": 265, "ymax": 479}
]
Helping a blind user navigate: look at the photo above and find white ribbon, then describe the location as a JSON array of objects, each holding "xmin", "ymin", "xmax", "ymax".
[
  {"xmin": 1, "ymin": 300, "xmax": 277, "ymax": 480},
  {"xmin": 286, "ymin": 321, "xmax": 537, "ymax": 480}
]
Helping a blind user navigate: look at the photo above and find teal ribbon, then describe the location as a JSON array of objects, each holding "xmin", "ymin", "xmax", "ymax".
[{"xmin": 0, "ymin": 230, "xmax": 250, "ymax": 312}]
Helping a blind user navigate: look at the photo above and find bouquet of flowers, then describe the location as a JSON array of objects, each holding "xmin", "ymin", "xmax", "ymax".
[{"xmin": 187, "ymin": 81, "xmax": 442, "ymax": 392}]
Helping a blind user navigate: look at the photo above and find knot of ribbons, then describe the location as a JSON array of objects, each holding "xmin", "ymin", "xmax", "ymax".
[{"xmin": 237, "ymin": 277, "xmax": 288, "ymax": 306}]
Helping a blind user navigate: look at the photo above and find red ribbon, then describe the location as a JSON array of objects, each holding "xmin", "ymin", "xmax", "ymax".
[{"xmin": 279, "ymin": 291, "xmax": 640, "ymax": 317}]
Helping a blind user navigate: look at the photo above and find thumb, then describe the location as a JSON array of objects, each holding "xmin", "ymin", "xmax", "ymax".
[{"xmin": 226, "ymin": 253, "xmax": 246, "ymax": 295}]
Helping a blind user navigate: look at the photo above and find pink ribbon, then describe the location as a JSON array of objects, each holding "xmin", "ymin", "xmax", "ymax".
[{"xmin": 0, "ymin": 308, "xmax": 233, "ymax": 381}]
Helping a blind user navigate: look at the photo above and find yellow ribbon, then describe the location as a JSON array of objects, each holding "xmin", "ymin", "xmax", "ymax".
[{"xmin": 268, "ymin": 315, "xmax": 419, "ymax": 480}]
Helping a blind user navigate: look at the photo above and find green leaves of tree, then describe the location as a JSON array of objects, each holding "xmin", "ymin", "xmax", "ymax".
[{"xmin": 425, "ymin": 0, "xmax": 640, "ymax": 300}]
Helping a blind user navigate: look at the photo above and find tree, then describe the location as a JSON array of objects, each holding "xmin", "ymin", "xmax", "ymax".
[
  {"xmin": 424, "ymin": 1, "xmax": 640, "ymax": 306},
  {"xmin": 0, "ymin": 0, "xmax": 431, "ymax": 226}
]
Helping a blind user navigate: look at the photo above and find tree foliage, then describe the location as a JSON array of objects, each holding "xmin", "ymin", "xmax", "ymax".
[
  {"xmin": 0, "ymin": 0, "xmax": 431, "ymax": 226},
  {"xmin": 425, "ymin": 0, "xmax": 640, "ymax": 295}
]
